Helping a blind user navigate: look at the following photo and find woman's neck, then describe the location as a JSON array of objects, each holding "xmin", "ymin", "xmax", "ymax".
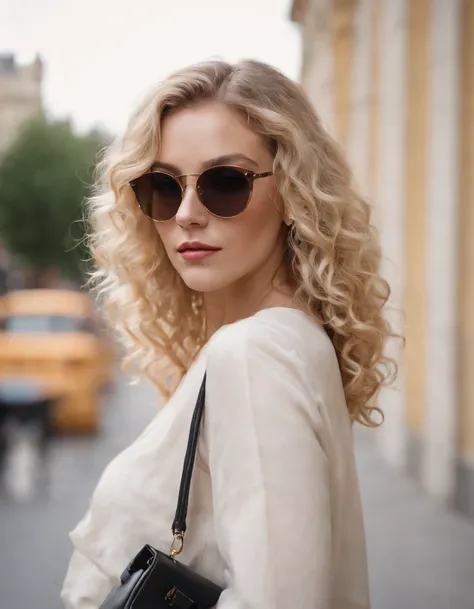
[{"xmin": 203, "ymin": 258, "xmax": 297, "ymax": 340}]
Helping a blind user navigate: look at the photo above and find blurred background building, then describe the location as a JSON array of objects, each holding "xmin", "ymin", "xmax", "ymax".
[
  {"xmin": 0, "ymin": 54, "xmax": 44, "ymax": 290},
  {"xmin": 292, "ymin": 0, "xmax": 474, "ymax": 521},
  {"xmin": 0, "ymin": 53, "xmax": 43, "ymax": 156}
]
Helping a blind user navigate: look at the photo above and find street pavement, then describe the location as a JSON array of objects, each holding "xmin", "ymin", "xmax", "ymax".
[
  {"xmin": 356, "ymin": 429, "xmax": 474, "ymax": 609},
  {"xmin": 1, "ymin": 373, "xmax": 474, "ymax": 609}
]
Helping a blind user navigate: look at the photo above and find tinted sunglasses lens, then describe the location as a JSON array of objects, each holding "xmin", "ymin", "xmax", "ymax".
[
  {"xmin": 198, "ymin": 167, "xmax": 250, "ymax": 217},
  {"xmin": 133, "ymin": 172, "xmax": 182, "ymax": 221}
]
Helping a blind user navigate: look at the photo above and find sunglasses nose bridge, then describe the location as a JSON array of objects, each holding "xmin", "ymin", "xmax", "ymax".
[
  {"xmin": 178, "ymin": 179, "xmax": 202, "ymax": 211},
  {"xmin": 176, "ymin": 174, "xmax": 206, "ymax": 213},
  {"xmin": 174, "ymin": 176, "xmax": 208, "ymax": 224},
  {"xmin": 177, "ymin": 173, "xmax": 200, "ymax": 190}
]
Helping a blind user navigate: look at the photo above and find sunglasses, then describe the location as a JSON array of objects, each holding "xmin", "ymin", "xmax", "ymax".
[{"xmin": 130, "ymin": 165, "xmax": 273, "ymax": 222}]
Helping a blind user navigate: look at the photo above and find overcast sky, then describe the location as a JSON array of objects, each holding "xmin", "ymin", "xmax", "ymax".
[{"xmin": 1, "ymin": 0, "xmax": 301, "ymax": 135}]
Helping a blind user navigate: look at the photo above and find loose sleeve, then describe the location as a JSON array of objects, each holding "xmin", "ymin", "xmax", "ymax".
[
  {"xmin": 60, "ymin": 510, "xmax": 117, "ymax": 609},
  {"xmin": 205, "ymin": 325, "xmax": 333, "ymax": 609},
  {"xmin": 60, "ymin": 547, "xmax": 113, "ymax": 609}
]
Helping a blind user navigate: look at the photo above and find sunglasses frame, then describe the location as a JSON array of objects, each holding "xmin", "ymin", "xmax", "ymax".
[{"xmin": 130, "ymin": 165, "xmax": 274, "ymax": 222}]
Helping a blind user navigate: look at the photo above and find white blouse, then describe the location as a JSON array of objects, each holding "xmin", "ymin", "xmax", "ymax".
[{"xmin": 61, "ymin": 308, "xmax": 370, "ymax": 609}]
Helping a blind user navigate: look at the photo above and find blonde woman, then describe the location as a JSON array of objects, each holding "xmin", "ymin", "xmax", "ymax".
[{"xmin": 61, "ymin": 60, "xmax": 395, "ymax": 609}]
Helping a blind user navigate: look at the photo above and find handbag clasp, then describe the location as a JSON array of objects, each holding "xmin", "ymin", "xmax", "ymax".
[{"xmin": 170, "ymin": 531, "xmax": 184, "ymax": 557}]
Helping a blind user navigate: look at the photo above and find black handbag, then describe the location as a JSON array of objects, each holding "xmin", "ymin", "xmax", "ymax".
[{"xmin": 100, "ymin": 373, "xmax": 223, "ymax": 609}]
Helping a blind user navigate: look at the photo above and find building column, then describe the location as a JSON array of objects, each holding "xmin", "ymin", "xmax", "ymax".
[
  {"xmin": 368, "ymin": 0, "xmax": 381, "ymax": 204},
  {"xmin": 375, "ymin": 0, "xmax": 408, "ymax": 469},
  {"xmin": 300, "ymin": 0, "xmax": 335, "ymax": 133},
  {"xmin": 423, "ymin": 0, "xmax": 461, "ymax": 502},
  {"xmin": 347, "ymin": 0, "xmax": 373, "ymax": 191},
  {"xmin": 332, "ymin": 0, "xmax": 357, "ymax": 147},
  {"xmin": 404, "ymin": 0, "xmax": 431, "ymax": 481},
  {"xmin": 456, "ymin": 0, "xmax": 474, "ymax": 520},
  {"xmin": 455, "ymin": 0, "xmax": 474, "ymax": 520}
]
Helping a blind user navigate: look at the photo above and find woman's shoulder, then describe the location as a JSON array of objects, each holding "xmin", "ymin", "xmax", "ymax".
[
  {"xmin": 204, "ymin": 307, "xmax": 350, "ymax": 433},
  {"xmin": 206, "ymin": 307, "xmax": 336, "ymax": 370}
]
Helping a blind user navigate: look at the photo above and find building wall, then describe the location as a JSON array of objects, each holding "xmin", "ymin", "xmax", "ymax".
[
  {"xmin": 374, "ymin": 0, "xmax": 408, "ymax": 468},
  {"xmin": 0, "ymin": 54, "xmax": 43, "ymax": 156},
  {"xmin": 423, "ymin": 0, "xmax": 460, "ymax": 501},
  {"xmin": 291, "ymin": 0, "xmax": 474, "ymax": 519},
  {"xmin": 402, "ymin": 0, "xmax": 431, "ymax": 482},
  {"xmin": 299, "ymin": 0, "xmax": 335, "ymax": 132},
  {"xmin": 347, "ymin": 0, "xmax": 373, "ymax": 192},
  {"xmin": 456, "ymin": 0, "xmax": 474, "ymax": 518},
  {"xmin": 332, "ymin": 0, "xmax": 356, "ymax": 148},
  {"xmin": 367, "ymin": 0, "xmax": 380, "ymax": 205}
]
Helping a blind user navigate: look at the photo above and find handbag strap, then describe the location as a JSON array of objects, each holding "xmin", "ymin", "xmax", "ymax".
[{"xmin": 170, "ymin": 372, "xmax": 207, "ymax": 555}]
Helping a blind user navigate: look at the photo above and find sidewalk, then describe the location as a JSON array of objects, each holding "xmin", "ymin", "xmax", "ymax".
[{"xmin": 355, "ymin": 429, "xmax": 474, "ymax": 609}]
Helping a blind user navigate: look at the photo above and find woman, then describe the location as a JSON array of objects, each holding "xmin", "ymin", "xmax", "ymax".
[{"xmin": 61, "ymin": 59, "xmax": 395, "ymax": 609}]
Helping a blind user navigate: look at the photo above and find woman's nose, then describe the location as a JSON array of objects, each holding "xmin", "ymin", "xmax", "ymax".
[{"xmin": 175, "ymin": 182, "xmax": 209, "ymax": 228}]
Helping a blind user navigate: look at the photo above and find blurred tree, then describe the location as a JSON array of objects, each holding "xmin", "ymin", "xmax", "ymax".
[{"xmin": 0, "ymin": 117, "xmax": 109, "ymax": 285}]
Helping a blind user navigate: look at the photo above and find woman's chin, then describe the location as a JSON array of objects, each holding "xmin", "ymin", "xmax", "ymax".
[{"xmin": 179, "ymin": 268, "xmax": 231, "ymax": 293}]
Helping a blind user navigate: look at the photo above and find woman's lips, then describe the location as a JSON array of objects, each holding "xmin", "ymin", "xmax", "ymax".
[{"xmin": 179, "ymin": 248, "xmax": 220, "ymax": 261}]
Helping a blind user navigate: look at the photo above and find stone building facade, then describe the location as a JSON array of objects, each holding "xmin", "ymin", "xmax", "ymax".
[
  {"xmin": 0, "ymin": 54, "xmax": 43, "ymax": 156},
  {"xmin": 291, "ymin": 0, "xmax": 474, "ymax": 521}
]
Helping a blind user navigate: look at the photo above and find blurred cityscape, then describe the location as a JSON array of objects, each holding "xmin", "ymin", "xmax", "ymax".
[{"xmin": 0, "ymin": 1, "xmax": 473, "ymax": 609}]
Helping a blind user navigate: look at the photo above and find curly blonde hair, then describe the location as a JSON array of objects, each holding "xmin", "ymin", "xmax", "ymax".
[{"xmin": 87, "ymin": 59, "xmax": 396, "ymax": 427}]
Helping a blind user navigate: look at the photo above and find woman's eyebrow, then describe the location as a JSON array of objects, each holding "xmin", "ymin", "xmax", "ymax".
[
  {"xmin": 149, "ymin": 154, "xmax": 260, "ymax": 175},
  {"xmin": 150, "ymin": 161, "xmax": 181, "ymax": 173},
  {"xmin": 201, "ymin": 154, "xmax": 260, "ymax": 170}
]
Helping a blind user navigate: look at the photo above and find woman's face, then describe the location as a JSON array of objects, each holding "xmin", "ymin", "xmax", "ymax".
[{"xmin": 152, "ymin": 102, "xmax": 286, "ymax": 293}]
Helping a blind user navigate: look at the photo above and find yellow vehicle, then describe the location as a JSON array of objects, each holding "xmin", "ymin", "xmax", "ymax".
[{"xmin": 0, "ymin": 289, "xmax": 115, "ymax": 433}]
